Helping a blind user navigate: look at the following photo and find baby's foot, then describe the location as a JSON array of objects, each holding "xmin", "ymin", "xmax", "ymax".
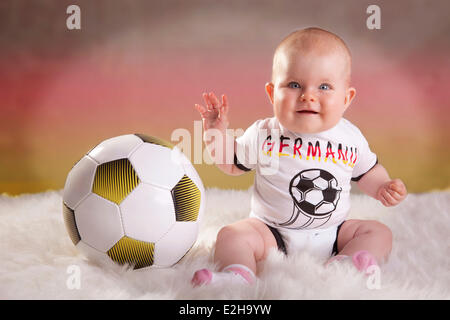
[
  {"xmin": 191, "ymin": 264, "xmax": 255, "ymax": 287},
  {"xmin": 352, "ymin": 250, "xmax": 378, "ymax": 274}
]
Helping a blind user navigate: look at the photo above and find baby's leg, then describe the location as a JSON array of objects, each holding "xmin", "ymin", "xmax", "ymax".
[
  {"xmin": 192, "ymin": 218, "xmax": 277, "ymax": 286},
  {"xmin": 214, "ymin": 218, "xmax": 278, "ymax": 273},
  {"xmin": 333, "ymin": 219, "xmax": 392, "ymax": 270}
]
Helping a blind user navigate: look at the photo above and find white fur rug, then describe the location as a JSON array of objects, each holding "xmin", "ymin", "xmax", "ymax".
[{"xmin": 0, "ymin": 188, "xmax": 449, "ymax": 300}]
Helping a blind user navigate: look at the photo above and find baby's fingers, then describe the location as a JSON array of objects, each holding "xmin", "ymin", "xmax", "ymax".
[
  {"xmin": 388, "ymin": 180, "xmax": 407, "ymax": 201},
  {"xmin": 380, "ymin": 188, "xmax": 397, "ymax": 206},
  {"xmin": 202, "ymin": 93, "xmax": 213, "ymax": 111},
  {"xmin": 221, "ymin": 94, "xmax": 229, "ymax": 115},
  {"xmin": 209, "ymin": 92, "xmax": 222, "ymax": 112},
  {"xmin": 195, "ymin": 103, "xmax": 207, "ymax": 115},
  {"xmin": 390, "ymin": 179, "xmax": 407, "ymax": 196},
  {"xmin": 379, "ymin": 196, "xmax": 390, "ymax": 207},
  {"xmin": 386, "ymin": 188, "xmax": 404, "ymax": 202}
]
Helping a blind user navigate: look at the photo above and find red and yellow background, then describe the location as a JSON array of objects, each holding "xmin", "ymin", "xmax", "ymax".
[{"xmin": 1, "ymin": 0, "xmax": 449, "ymax": 195}]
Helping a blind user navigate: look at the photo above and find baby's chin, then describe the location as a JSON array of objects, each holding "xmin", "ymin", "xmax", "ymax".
[{"xmin": 277, "ymin": 116, "xmax": 338, "ymax": 134}]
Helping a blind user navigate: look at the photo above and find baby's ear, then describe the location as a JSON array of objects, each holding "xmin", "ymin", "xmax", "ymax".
[
  {"xmin": 344, "ymin": 87, "xmax": 356, "ymax": 109},
  {"xmin": 265, "ymin": 82, "xmax": 275, "ymax": 104}
]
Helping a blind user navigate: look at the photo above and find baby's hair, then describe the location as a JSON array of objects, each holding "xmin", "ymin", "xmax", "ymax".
[{"xmin": 272, "ymin": 27, "xmax": 352, "ymax": 85}]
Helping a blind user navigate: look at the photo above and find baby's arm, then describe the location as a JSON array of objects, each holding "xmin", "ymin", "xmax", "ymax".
[
  {"xmin": 357, "ymin": 164, "xmax": 407, "ymax": 206},
  {"xmin": 195, "ymin": 92, "xmax": 246, "ymax": 176}
]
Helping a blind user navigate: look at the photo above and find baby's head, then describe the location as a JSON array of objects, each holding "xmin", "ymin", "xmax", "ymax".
[{"xmin": 265, "ymin": 27, "xmax": 356, "ymax": 134}]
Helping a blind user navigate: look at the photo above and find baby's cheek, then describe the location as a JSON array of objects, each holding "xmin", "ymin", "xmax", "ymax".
[
  {"xmin": 274, "ymin": 97, "xmax": 290, "ymax": 114},
  {"xmin": 275, "ymin": 92, "xmax": 289, "ymax": 105}
]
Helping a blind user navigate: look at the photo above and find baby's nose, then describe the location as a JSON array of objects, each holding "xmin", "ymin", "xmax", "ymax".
[{"xmin": 300, "ymin": 92, "xmax": 316, "ymax": 102}]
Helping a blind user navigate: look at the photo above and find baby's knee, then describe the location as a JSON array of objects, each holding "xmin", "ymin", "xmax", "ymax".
[
  {"xmin": 370, "ymin": 221, "xmax": 393, "ymax": 250},
  {"xmin": 216, "ymin": 225, "xmax": 238, "ymax": 243},
  {"xmin": 216, "ymin": 221, "xmax": 265, "ymax": 253},
  {"xmin": 216, "ymin": 223, "xmax": 250, "ymax": 243}
]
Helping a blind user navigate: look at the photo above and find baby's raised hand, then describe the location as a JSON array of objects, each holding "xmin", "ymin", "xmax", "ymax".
[
  {"xmin": 376, "ymin": 179, "xmax": 407, "ymax": 207},
  {"xmin": 195, "ymin": 92, "xmax": 229, "ymax": 131}
]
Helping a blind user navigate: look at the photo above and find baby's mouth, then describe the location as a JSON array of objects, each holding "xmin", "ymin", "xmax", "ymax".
[{"xmin": 296, "ymin": 110, "xmax": 318, "ymax": 115}]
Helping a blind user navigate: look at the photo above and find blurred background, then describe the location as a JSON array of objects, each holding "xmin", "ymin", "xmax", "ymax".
[{"xmin": 1, "ymin": 0, "xmax": 449, "ymax": 195}]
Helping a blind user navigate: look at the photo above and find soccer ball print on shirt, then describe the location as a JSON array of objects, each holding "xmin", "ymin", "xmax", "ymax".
[{"xmin": 279, "ymin": 169, "xmax": 342, "ymax": 229}]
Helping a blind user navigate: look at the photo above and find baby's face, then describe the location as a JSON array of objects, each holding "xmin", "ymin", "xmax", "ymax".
[{"xmin": 266, "ymin": 48, "xmax": 356, "ymax": 134}]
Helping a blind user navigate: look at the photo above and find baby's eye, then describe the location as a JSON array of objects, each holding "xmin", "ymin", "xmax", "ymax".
[
  {"xmin": 319, "ymin": 83, "xmax": 331, "ymax": 90},
  {"xmin": 288, "ymin": 82, "xmax": 301, "ymax": 89}
]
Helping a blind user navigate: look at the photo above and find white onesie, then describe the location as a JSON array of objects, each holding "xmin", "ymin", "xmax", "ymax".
[{"xmin": 234, "ymin": 117, "xmax": 377, "ymax": 258}]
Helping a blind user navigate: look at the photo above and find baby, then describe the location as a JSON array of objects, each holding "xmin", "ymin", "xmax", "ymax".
[{"xmin": 192, "ymin": 27, "xmax": 407, "ymax": 286}]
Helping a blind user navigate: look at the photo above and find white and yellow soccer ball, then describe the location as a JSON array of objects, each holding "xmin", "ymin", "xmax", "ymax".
[{"xmin": 62, "ymin": 134, "xmax": 205, "ymax": 270}]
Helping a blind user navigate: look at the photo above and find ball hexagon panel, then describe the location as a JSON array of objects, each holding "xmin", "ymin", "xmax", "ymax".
[
  {"xmin": 62, "ymin": 203, "xmax": 81, "ymax": 246},
  {"xmin": 298, "ymin": 201, "xmax": 316, "ymax": 216},
  {"xmin": 300, "ymin": 169, "xmax": 321, "ymax": 180},
  {"xmin": 291, "ymin": 187, "xmax": 304, "ymax": 203},
  {"xmin": 180, "ymin": 148, "xmax": 206, "ymax": 222},
  {"xmin": 129, "ymin": 142, "xmax": 185, "ymax": 189},
  {"xmin": 107, "ymin": 236, "xmax": 155, "ymax": 270},
  {"xmin": 304, "ymin": 189, "xmax": 324, "ymax": 206},
  {"xmin": 134, "ymin": 133, "xmax": 174, "ymax": 150},
  {"xmin": 92, "ymin": 158, "xmax": 140, "ymax": 205},
  {"xmin": 154, "ymin": 222, "xmax": 199, "ymax": 267},
  {"xmin": 330, "ymin": 179, "xmax": 338, "ymax": 189},
  {"xmin": 333, "ymin": 192, "xmax": 341, "ymax": 206},
  {"xmin": 75, "ymin": 193, "xmax": 124, "ymax": 252},
  {"xmin": 171, "ymin": 175, "xmax": 202, "ymax": 222},
  {"xmin": 63, "ymin": 155, "xmax": 98, "ymax": 209},
  {"xmin": 312, "ymin": 176, "xmax": 328, "ymax": 190},
  {"xmin": 120, "ymin": 183, "xmax": 176, "ymax": 243},
  {"xmin": 88, "ymin": 134, "xmax": 143, "ymax": 164},
  {"xmin": 319, "ymin": 169, "xmax": 335, "ymax": 181},
  {"xmin": 295, "ymin": 179, "xmax": 315, "ymax": 194},
  {"xmin": 323, "ymin": 188, "xmax": 339, "ymax": 203}
]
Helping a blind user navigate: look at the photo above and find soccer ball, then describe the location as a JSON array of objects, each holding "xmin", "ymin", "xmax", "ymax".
[
  {"xmin": 281, "ymin": 169, "xmax": 341, "ymax": 229},
  {"xmin": 62, "ymin": 134, "xmax": 205, "ymax": 269},
  {"xmin": 290, "ymin": 169, "xmax": 341, "ymax": 216}
]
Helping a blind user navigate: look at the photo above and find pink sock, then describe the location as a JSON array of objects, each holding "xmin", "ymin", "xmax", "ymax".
[
  {"xmin": 352, "ymin": 250, "xmax": 378, "ymax": 274},
  {"xmin": 223, "ymin": 264, "xmax": 255, "ymax": 284},
  {"xmin": 191, "ymin": 264, "xmax": 255, "ymax": 287},
  {"xmin": 191, "ymin": 268, "xmax": 213, "ymax": 287}
]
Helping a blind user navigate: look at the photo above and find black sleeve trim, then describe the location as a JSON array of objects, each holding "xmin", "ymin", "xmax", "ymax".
[
  {"xmin": 351, "ymin": 158, "xmax": 378, "ymax": 182},
  {"xmin": 234, "ymin": 154, "xmax": 252, "ymax": 172}
]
